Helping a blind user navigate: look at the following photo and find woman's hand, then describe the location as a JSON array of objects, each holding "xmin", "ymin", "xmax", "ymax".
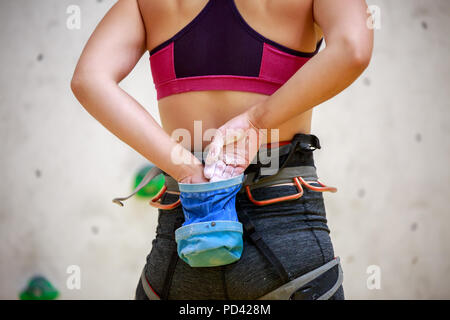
[
  {"xmin": 204, "ymin": 107, "xmax": 267, "ymax": 182},
  {"xmin": 170, "ymin": 144, "xmax": 209, "ymax": 183},
  {"xmin": 177, "ymin": 162, "xmax": 209, "ymax": 184}
]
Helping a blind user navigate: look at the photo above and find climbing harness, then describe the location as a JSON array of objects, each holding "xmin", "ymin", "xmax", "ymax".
[
  {"xmin": 112, "ymin": 134, "xmax": 337, "ymax": 209},
  {"xmin": 114, "ymin": 133, "xmax": 342, "ymax": 299}
]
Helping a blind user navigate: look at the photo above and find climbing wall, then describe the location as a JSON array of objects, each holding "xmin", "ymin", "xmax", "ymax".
[{"xmin": 0, "ymin": 0, "xmax": 449, "ymax": 299}]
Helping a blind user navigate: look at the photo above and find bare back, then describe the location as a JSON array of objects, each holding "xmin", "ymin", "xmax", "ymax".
[{"xmin": 138, "ymin": 0, "xmax": 323, "ymax": 150}]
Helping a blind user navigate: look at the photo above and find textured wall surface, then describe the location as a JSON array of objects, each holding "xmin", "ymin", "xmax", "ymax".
[{"xmin": 0, "ymin": 0, "xmax": 448, "ymax": 299}]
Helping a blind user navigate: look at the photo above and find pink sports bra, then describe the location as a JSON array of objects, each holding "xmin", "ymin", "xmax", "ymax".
[{"xmin": 149, "ymin": 0, "xmax": 323, "ymax": 100}]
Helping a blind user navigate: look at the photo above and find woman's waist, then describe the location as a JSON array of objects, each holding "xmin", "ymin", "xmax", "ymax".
[
  {"xmin": 156, "ymin": 131, "xmax": 330, "ymax": 236},
  {"xmin": 161, "ymin": 133, "xmax": 321, "ymax": 192},
  {"xmin": 158, "ymin": 92, "xmax": 313, "ymax": 150},
  {"xmin": 161, "ymin": 124, "xmax": 314, "ymax": 152}
]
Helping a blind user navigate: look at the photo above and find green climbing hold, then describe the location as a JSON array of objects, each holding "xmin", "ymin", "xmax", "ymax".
[
  {"xmin": 134, "ymin": 164, "xmax": 165, "ymax": 198},
  {"xmin": 19, "ymin": 276, "xmax": 59, "ymax": 300}
]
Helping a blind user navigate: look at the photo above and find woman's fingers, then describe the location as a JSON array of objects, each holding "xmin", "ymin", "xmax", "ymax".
[
  {"xmin": 222, "ymin": 162, "xmax": 236, "ymax": 179},
  {"xmin": 233, "ymin": 166, "xmax": 246, "ymax": 176},
  {"xmin": 204, "ymin": 122, "xmax": 254, "ymax": 181},
  {"xmin": 205, "ymin": 129, "xmax": 224, "ymax": 163},
  {"xmin": 203, "ymin": 160, "xmax": 217, "ymax": 179},
  {"xmin": 204, "ymin": 158, "xmax": 226, "ymax": 179},
  {"xmin": 214, "ymin": 160, "xmax": 226, "ymax": 176},
  {"xmin": 208, "ymin": 160, "xmax": 228, "ymax": 182}
]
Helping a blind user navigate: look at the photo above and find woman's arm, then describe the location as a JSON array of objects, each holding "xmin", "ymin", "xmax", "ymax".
[
  {"xmin": 248, "ymin": 0, "xmax": 374, "ymax": 129},
  {"xmin": 71, "ymin": 0, "xmax": 207, "ymax": 183}
]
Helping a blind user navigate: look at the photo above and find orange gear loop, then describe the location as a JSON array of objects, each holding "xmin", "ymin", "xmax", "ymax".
[
  {"xmin": 149, "ymin": 185, "xmax": 181, "ymax": 210},
  {"xmin": 149, "ymin": 176, "xmax": 337, "ymax": 209},
  {"xmin": 246, "ymin": 176, "xmax": 337, "ymax": 206},
  {"xmin": 296, "ymin": 176, "xmax": 338, "ymax": 193}
]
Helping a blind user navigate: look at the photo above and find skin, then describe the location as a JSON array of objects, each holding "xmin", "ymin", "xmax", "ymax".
[{"xmin": 71, "ymin": 0, "xmax": 373, "ymax": 183}]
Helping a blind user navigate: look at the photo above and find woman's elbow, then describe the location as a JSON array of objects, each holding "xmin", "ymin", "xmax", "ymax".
[
  {"xmin": 344, "ymin": 34, "xmax": 373, "ymax": 71},
  {"xmin": 70, "ymin": 68, "xmax": 93, "ymax": 100},
  {"xmin": 70, "ymin": 73, "xmax": 84, "ymax": 98},
  {"xmin": 350, "ymin": 45, "xmax": 372, "ymax": 71},
  {"xmin": 70, "ymin": 70, "xmax": 106, "ymax": 101},
  {"xmin": 71, "ymin": 68, "xmax": 118, "ymax": 98}
]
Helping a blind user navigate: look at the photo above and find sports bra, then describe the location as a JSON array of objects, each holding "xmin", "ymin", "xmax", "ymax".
[{"xmin": 149, "ymin": 0, "xmax": 323, "ymax": 100}]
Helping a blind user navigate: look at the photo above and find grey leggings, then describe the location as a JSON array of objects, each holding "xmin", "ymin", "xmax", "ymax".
[{"xmin": 135, "ymin": 135, "xmax": 344, "ymax": 300}]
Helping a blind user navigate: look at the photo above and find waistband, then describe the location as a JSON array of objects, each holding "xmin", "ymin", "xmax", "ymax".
[
  {"xmin": 112, "ymin": 133, "xmax": 338, "ymax": 208},
  {"xmin": 163, "ymin": 133, "xmax": 321, "ymax": 193}
]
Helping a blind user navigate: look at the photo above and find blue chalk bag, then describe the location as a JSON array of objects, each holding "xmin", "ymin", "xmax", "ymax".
[{"xmin": 176, "ymin": 174, "xmax": 245, "ymax": 267}]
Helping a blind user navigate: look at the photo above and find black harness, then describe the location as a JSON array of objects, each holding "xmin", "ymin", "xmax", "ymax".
[{"xmin": 139, "ymin": 134, "xmax": 343, "ymax": 300}]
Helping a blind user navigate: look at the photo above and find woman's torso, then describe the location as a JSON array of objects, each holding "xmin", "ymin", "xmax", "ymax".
[{"xmin": 138, "ymin": 0, "xmax": 323, "ymax": 150}]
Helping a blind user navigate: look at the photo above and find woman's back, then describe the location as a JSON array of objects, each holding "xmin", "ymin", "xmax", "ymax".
[
  {"xmin": 138, "ymin": 0, "xmax": 324, "ymax": 150},
  {"xmin": 140, "ymin": 0, "xmax": 321, "ymax": 54},
  {"xmin": 72, "ymin": 0, "xmax": 372, "ymax": 299}
]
